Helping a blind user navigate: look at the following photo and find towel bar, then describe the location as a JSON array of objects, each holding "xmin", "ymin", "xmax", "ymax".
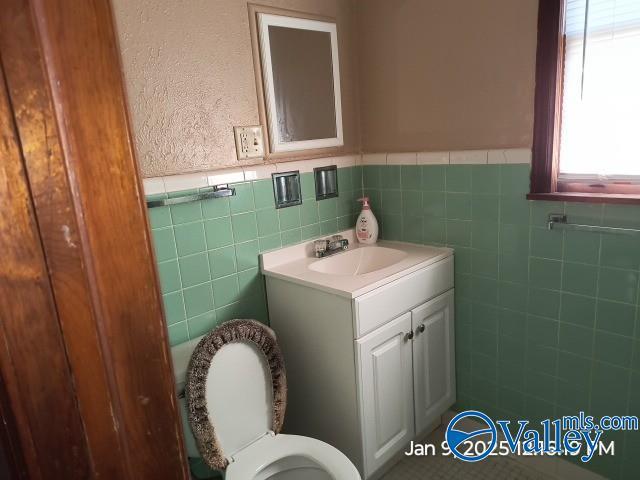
[
  {"xmin": 146, "ymin": 185, "xmax": 235, "ymax": 208},
  {"xmin": 547, "ymin": 213, "xmax": 640, "ymax": 236}
]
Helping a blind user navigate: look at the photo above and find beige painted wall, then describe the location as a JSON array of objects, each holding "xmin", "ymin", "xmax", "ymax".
[
  {"xmin": 113, "ymin": 0, "xmax": 539, "ymax": 177},
  {"xmin": 356, "ymin": 0, "xmax": 539, "ymax": 153},
  {"xmin": 112, "ymin": 0, "xmax": 360, "ymax": 178}
]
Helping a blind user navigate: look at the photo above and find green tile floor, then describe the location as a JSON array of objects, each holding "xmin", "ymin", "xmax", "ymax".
[
  {"xmin": 148, "ymin": 166, "xmax": 362, "ymax": 348},
  {"xmin": 363, "ymin": 163, "xmax": 640, "ymax": 480}
]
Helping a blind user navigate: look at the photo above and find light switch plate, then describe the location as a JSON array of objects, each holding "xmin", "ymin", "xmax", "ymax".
[{"xmin": 234, "ymin": 126, "xmax": 264, "ymax": 160}]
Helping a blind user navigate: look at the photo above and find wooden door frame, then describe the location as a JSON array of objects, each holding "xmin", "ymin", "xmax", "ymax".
[
  {"xmin": 0, "ymin": 58, "xmax": 88, "ymax": 480},
  {"xmin": 0, "ymin": 0, "xmax": 188, "ymax": 478}
]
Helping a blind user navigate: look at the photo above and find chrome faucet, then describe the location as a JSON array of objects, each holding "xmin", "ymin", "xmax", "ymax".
[{"xmin": 314, "ymin": 235, "xmax": 349, "ymax": 258}]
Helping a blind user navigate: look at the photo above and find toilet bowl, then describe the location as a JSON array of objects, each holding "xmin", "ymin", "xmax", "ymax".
[
  {"xmin": 227, "ymin": 433, "xmax": 358, "ymax": 479},
  {"xmin": 171, "ymin": 320, "xmax": 360, "ymax": 480}
]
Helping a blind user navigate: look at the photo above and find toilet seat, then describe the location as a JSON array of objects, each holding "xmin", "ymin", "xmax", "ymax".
[
  {"xmin": 186, "ymin": 320, "xmax": 287, "ymax": 470},
  {"xmin": 226, "ymin": 433, "xmax": 360, "ymax": 480},
  {"xmin": 186, "ymin": 320, "xmax": 360, "ymax": 479}
]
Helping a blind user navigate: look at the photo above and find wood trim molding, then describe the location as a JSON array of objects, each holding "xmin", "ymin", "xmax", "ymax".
[
  {"xmin": 530, "ymin": 0, "xmax": 565, "ymax": 195},
  {"xmin": 557, "ymin": 181, "xmax": 640, "ymax": 195},
  {"xmin": 0, "ymin": 1, "xmax": 132, "ymax": 476},
  {"xmin": 0, "ymin": 0, "xmax": 188, "ymax": 477},
  {"xmin": 0, "ymin": 374, "xmax": 27, "ymax": 479},
  {"xmin": 529, "ymin": 0, "xmax": 640, "ymax": 205},
  {"xmin": 0, "ymin": 60, "xmax": 92, "ymax": 480},
  {"xmin": 527, "ymin": 192, "xmax": 640, "ymax": 205}
]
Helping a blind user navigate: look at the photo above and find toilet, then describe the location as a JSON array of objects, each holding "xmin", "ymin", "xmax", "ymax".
[{"xmin": 171, "ymin": 320, "xmax": 360, "ymax": 480}]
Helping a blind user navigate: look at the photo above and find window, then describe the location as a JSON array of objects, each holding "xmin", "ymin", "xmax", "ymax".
[{"xmin": 530, "ymin": 0, "xmax": 640, "ymax": 203}]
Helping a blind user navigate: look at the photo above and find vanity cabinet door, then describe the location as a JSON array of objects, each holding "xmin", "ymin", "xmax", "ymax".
[
  {"xmin": 411, "ymin": 290, "xmax": 456, "ymax": 434},
  {"xmin": 356, "ymin": 312, "xmax": 415, "ymax": 477}
]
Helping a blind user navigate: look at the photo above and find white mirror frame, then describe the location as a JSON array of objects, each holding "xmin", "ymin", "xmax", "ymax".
[{"xmin": 258, "ymin": 13, "xmax": 344, "ymax": 153}]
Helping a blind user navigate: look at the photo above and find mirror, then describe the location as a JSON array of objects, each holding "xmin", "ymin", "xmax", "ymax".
[{"xmin": 258, "ymin": 14, "xmax": 343, "ymax": 153}]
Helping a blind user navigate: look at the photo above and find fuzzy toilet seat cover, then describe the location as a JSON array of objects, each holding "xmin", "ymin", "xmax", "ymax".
[{"xmin": 186, "ymin": 319, "xmax": 287, "ymax": 470}]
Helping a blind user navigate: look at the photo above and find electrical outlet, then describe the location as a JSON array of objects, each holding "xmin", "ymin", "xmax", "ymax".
[{"xmin": 233, "ymin": 126, "xmax": 264, "ymax": 160}]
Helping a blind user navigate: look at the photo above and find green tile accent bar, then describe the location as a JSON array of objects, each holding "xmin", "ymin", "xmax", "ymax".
[
  {"xmin": 362, "ymin": 162, "xmax": 640, "ymax": 480},
  {"xmin": 147, "ymin": 166, "xmax": 363, "ymax": 348}
]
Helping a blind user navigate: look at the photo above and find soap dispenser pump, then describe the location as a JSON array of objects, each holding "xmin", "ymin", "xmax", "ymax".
[{"xmin": 356, "ymin": 197, "xmax": 379, "ymax": 244}]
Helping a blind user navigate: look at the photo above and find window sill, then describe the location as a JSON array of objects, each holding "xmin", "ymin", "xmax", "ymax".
[{"xmin": 527, "ymin": 192, "xmax": 640, "ymax": 205}]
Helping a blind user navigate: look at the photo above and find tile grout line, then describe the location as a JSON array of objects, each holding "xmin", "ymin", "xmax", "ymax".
[
  {"xmin": 196, "ymin": 198, "xmax": 215, "ymax": 341},
  {"xmin": 169, "ymin": 203, "xmax": 190, "ymax": 342},
  {"xmin": 225, "ymin": 203, "xmax": 242, "ymax": 319},
  {"xmin": 623, "ymin": 233, "xmax": 640, "ymax": 458},
  {"xmin": 523, "ymin": 194, "xmax": 534, "ymax": 417},
  {"xmin": 495, "ymin": 165, "xmax": 503, "ymax": 410},
  {"xmin": 586, "ymin": 207, "xmax": 605, "ymax": 416},
  {"xmin": 552, "ymin": 201, "xmax": 567, "ymax": 419}
]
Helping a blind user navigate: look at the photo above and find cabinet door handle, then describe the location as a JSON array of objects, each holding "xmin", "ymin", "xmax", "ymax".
[
  {"xmin": 417, "ymin": 324, "xmax": 425, "ymax": 334},
  {"xmin": 405, "ymin": 331, "xmax": 414, "ymax": 341}
]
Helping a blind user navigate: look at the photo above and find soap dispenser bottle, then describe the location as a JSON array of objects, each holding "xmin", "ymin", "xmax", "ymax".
[{"xmin": 356, "ymin": 197, "xmax": 379, "ymax": 244}]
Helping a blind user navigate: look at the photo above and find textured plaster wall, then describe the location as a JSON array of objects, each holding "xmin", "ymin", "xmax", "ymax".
[
  {"xmin": 112, "ymin": 0, "xmax": 360, "ymax": 178},
  {"xmin": 113, "ymin": 0, "xmax": 539, "ymax": 177},
  {"xmin": 356, "ymin": 0, "xmax": 539, "ymax": 153}
]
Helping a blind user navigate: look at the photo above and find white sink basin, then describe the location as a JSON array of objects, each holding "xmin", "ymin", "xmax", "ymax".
[
  {"xmin": 260, "ymin": 230, "xmax": 453, "ymax": 298},
  {"xmin": 308, "ymin": 246, "xmax": 408, "ymax": 276}
]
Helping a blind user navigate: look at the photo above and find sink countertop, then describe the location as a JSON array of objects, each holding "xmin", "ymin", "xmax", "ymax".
[{"xmin": 260, "ymin": 230, "xmax": 454, "ymax": 298}]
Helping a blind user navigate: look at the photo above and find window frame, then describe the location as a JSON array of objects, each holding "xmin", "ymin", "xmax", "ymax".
[{"xmin": 528, "ymin": 0, "xmax": 640, "ymax": 204}]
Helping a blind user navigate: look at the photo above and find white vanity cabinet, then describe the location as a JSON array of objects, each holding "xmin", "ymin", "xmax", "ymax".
[
  {"xmin": 357, "ymin": 291, "xmax": 455, "ymax": 475},
  {"xmin": 263, "ymin": 242, "xmax": 454, "ymax": 479},
  {"xmin": 357, "ymin": 312, "xmax": 415, "ymax": 474},
  {"xmin": 411, "ymin": 291, "xmax": 455, "ymax": 434}
]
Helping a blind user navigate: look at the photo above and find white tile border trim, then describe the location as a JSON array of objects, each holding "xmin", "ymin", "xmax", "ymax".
[
  {"xmin": 275, "ymin": 154, "xmax": 358, "ymax": 173},
  {"xmin": 242, "ymin": 163, "xmax": 277, "ymax": 181},
  {"xmin": 161, "ymin": 172, "xmax": 208, "ymax": 193},
  {"xmin": 142, "ymin": 149, "xmax": 531, "ymax": 196},
  {"xmin": 488, "ymin": 148, "xmax": 533, "ymax": 164},
  {"xmin": 142, "ymin": 177, "xmax": 165, "ymax": 196},
  {"xmin": 332, "ymin": 154, "xmax": 360, "ymax": 169},
  {"xmin": 362, "ymin": 148, "xmax": 530, "ymax": 168},
  {"xmin": 505, "ymin": 148, "xmax": 533, "ymax": 164},
  {"xmin": 143, "ymin": 155, "xmax": 361, "ymax": 195},
  {"xmin": 418, "ymin": 151, "xmax": 450, "ymax": 165},
  {"xmin": 450, "ymin": 149, "xmax": 488, "ymax": 165},
  {"xmin": 387, "ymin": 152, "xmax": 417, "ymax": 165},
  {"xmin": 361, "ymin": 153, "xmax": 387, "ymax": 165},
  {"xmin": 206, "ymin": 168, "xmax": 244, "ymax": 186}
]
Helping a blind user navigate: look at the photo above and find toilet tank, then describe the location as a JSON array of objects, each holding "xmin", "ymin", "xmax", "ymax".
[{"xmin": 171, "ymin": 335, "xmax": 205, "ymax": 459}]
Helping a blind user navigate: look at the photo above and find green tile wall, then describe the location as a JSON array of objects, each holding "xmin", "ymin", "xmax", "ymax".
[
  {"xmin": 148, "ymin": 166, "xmax": 362, "ymax": 348},
  {"xmin": 149, "ymin": 161, "xmax": 638, "ymax": 478},
  {"xmin": 363, "ymin": 164, "xmax": 640, "ymax": 480}
]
